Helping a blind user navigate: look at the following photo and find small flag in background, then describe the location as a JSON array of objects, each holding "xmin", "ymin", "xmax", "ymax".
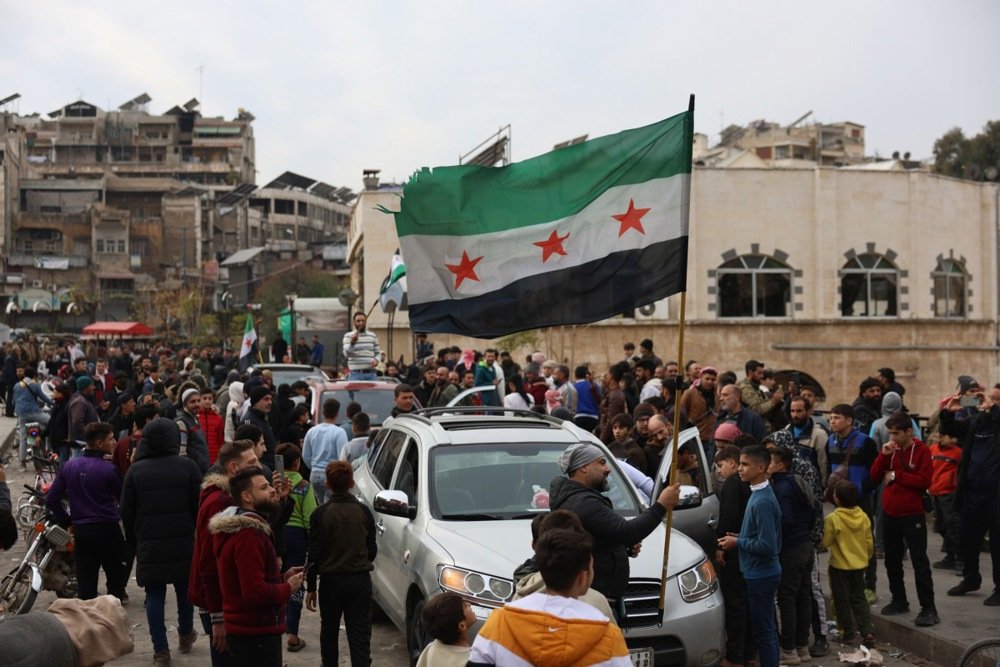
[
  {"xmin": 391, "ymin": 109, "xmax": 693, "ymax": 338},
  {"xmin": 238, "ymin": 313, "xmax": 258, "ymax": 372},
  {"xmin": 379, "ymin": 250, "xmax": 408, "ymax": 313}
]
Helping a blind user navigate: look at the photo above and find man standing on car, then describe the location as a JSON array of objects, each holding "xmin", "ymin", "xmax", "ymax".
[
  {"xmin": 549, "ymin": 443, "xmax": 680, "ymax": 608},
  {"xmin": 342, "ymin": 313, "xmax": 380, "ymax": 381}
]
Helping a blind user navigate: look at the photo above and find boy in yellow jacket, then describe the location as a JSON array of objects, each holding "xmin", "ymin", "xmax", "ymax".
[{"xmin": 822, "ymin": 480, "xmax": 874, "ymax": 644}]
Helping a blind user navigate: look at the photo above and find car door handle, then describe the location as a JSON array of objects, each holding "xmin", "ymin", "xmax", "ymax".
[
  {"xmin": 376, "ymin": 519, "xmax": 385, "ymax": 536},
  {"xmin": 707, "ymin": 514, "xmax": 719, "ymax": 528}
]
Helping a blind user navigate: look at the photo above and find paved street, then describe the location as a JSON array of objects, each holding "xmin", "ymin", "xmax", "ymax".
[{"xmin": 2, "ymin": 413, "xmax": 996, "ymax": 666}]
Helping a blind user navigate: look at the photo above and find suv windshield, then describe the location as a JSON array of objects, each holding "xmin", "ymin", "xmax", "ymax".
[
  {"xmin": 428, "ymin": 442, "xmax": 640, "ymax": 520},
  {"xmin": 322, "ymin": 390, "xmax": 395, "ymax": 426}
]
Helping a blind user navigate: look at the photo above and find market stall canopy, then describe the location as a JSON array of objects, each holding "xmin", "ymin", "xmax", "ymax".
[{"xmin": 81, "ymin": 321, "xmax": 155, "ymax": 338}]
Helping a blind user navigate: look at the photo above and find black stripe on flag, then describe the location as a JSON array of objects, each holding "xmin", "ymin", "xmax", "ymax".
[{"xmin": 409, "ymin": 236, "xmax": 688, "ymax": 338}]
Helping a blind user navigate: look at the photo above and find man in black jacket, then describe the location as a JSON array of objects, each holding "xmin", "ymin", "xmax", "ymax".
[
  {"xmin": 548, "ymin": 443, "xmax": 679, "ymax": 604},
  {"xmin": 121, "ymin": 418, "xmax": 203, "ymax": 663},
  {"xmin": 242, "ymin": 386, "xmax": 278, "ymax": 468},
  {"xmin": 939, "ymin": 390, "xmax": 1000, "ymax": 606}
]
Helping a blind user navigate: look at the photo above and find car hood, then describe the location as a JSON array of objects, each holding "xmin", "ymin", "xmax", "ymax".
[
  {"xmin": 426, "ymin": 519, "xmax": 534, "ymax": 581},
  {"xmin": 425, "ymin": 516, "xmax": 706, "ymax": 584}
]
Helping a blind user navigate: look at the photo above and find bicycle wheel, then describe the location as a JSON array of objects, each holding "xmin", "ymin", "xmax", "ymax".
[{"xmin": 958, "ymin": 638, "xmax": 1000, "ymax": 667}]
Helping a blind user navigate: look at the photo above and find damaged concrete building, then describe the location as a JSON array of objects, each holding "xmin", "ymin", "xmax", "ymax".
[{"xmin": 0, "ymin": 94, "xmax": 352, "ymax": 329}]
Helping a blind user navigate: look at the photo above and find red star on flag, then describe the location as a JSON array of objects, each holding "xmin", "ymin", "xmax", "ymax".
[
  {"xmin": 611, "ymin": 199, "xmax": 650, "ymax": 237},
  {"xmin": 446, "ymin": 250, "xmax": 483, "ymax": 289},
  {"xmin": 533, "ymin": 230, "xmax": 570, "ymax": 263}
]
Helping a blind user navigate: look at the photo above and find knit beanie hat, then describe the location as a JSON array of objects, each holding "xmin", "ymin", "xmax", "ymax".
[
  {"xmin": 249, "ymin": 386, "xmax": 271, "ymax": 405},
  {"xmin": 76, "ymin": 376, "xmax": 94, "ymax": 390},
  {"xmin": 558, "ymin": 443, "xmax": 605, "ymax": 475}
]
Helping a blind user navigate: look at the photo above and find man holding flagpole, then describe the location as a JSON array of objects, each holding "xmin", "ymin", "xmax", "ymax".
[{"xmin": 238, "ymin": 314, "xmax": 258, "ymax": 373}]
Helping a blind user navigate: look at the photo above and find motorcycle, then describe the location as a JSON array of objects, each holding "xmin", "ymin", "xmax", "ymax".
[
  {"xmin": 0, "ymin": 488, "xmax": 77, "ymax": 617},
  {"xmin": 15, "ymin": 424, "xmax": 61, "ymax": 540}
]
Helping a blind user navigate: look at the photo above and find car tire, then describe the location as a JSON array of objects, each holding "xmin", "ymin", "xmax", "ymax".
[{"xmin": 406, "ymin": 596, "xmax": 430, "ymax": 667}]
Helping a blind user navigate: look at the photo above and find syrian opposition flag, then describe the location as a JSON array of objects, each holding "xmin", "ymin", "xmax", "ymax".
[
  {"xmin": 379, "ymin": 250, "xmax": 408, "ymax": 313},
  {"xmin": 391, "ymin": 110, "xmax": 692, "ymax": 337},
  {"xmin": 238, "ymin": 313, "xmax": 258, "ymax": 372}
]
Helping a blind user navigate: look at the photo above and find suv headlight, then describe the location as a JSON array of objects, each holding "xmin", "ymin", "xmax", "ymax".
[
  {"xmin": 677, "ymin": 558, "xmax": 717, "ymax": 602},
  {"xmin": 439, "ymin": 565, "xmax": 514, "ymax": 605}
]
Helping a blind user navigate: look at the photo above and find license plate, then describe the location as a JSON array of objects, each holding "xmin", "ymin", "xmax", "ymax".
[{"xmin": 630, "ymin": 647, "xmax": 654, "ymax": 667}]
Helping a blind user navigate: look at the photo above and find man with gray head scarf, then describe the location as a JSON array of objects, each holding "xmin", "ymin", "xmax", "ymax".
[{"xmin": 548, "ymin": 442, "xmax": 680, "ymax": 602}]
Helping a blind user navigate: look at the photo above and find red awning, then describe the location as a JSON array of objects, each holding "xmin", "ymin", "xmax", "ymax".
[{"xmin": 81, "ymin": 321, "xmax": 154, "ymax": 336}]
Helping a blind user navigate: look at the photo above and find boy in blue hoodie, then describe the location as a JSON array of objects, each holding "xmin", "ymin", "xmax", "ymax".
[{"xmin": 719, "ymin": 445, "xmax": 782, "ymax": 667}]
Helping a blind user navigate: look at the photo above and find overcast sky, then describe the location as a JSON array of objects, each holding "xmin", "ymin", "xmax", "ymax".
[{"xmin": 2, "ymin": 0, "xmax": 997, "ymax": 191}]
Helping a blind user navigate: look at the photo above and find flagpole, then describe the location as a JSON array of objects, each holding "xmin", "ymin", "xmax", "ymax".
[{"xmin": 659, "ymin": 93, "xmax": 694, "ymax": 614}]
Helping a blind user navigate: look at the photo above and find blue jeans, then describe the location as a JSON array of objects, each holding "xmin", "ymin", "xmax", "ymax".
[
  {"xmin": 746, "ymin": 573, "xmax": 781, "ymax": 667},
  {"xmin": 146, "ymin": 581, "xmax": 194, "ymax": 653},
  {"xmin": 310, "ymin": 473, "xmax": 328, "ymax": 505},
  {"xmin": 348, "ymin": 369, "xmax": 376, "ymax": 381},
  {"xmin": 285, "ymin": 526, "xmax": 308, "ymax": 635}
]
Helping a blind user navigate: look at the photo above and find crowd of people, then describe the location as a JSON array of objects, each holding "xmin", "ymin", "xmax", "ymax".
[{"xmin": 0, "ymin": 329, "xmax": 997, "ymax": 667}]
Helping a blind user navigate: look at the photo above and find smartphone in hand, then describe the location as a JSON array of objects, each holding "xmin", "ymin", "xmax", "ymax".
[{"xmin": 275, "ymin": 454, "xmax": 285, "ymax": 479}]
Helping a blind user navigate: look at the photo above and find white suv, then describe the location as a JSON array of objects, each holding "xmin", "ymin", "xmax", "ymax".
[{"xmin": 353, "ymin": 409, "xmax": 724, "ymax": 666}]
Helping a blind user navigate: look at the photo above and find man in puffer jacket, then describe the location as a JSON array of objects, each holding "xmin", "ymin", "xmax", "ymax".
[
  {"xmin": 120, "ymin": 418, "xmax": 202, "ymax": 663},
  {"xmin": 210, "ymin": 467, "xmax": 304, "ymax": 666}
]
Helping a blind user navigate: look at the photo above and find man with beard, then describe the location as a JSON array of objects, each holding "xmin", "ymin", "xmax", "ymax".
[
  {"xmin": 428, "ymin": 366, "xmax": 458, "ymax": 407},
  {"xmin": 210, "ymin": 468, "xmax": 304, "ymax": 666},
  {"xmin": 549, "ymin": 443, "xmax": 680, "ymax": 605},
  {"xmin": 681, "ymin": 366, "xmax": 719, "ymax": 457},
  {"xmin": 783, "ymin": 396, "xmax": 829, "ymax": 485},
  {"xmin": 718, "ymin": 383, "xmax": 768, "ymax": 443},
  {"xmin": 852, "ymin": 378, "xmax": 882, "ymax": 436}
]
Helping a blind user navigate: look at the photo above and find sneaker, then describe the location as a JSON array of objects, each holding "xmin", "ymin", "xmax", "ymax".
[
  {"xmin": 780, "ymin": 648, "xmax": 801, "ymax": 665},
  {"xmin": 880, "ymin": 600, "xmax": 910, "ymax": 615},
  {"xmin": 178, "ymin": 631, "xmax": 197, "ymax": 654},
  {"xmin": 948, "ymin": 580, "xmax": 981, "ymax": 596},
  {"xmin": 153, "ymin": 649, "xmax": 171, "ymax": 664},
  {"xmin": 796, "ymin": 646, "xmax": 812, "ymax": 662},
  {"xmin": 914, "ymin": 607, "xmax": 940, "ymax": 627},
  {"xmin": 984, "ymin": 591, "xmax": 1000, "ymax": 606},
  {"xmin": 809, "ymin": 637, "xmax": 830, "ymax": 657},
  {"xmin": 933, "ymin": 556, "xmax": 958, "ymax": 569}
]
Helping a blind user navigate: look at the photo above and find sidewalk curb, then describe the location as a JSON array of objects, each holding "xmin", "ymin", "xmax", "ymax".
[{"xmin": 871, "ymin": 613, "xmax": 963, "ymax": 667}]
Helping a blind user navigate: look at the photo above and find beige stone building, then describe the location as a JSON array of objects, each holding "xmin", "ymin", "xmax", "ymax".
[{"xmin": 348, "ymin": 165, "xmax": 1000, "ymax": 415}]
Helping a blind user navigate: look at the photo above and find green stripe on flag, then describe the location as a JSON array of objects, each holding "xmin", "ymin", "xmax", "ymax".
[{"xmin": 395, "ymin": 111, "xmax": 692, "ymax": 238}]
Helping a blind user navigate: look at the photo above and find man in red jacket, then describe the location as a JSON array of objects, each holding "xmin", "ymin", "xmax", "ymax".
[
  {"xmin": 871, "ymin": 413, "xmax": 938, "ymax": 627},
  {"xmin": 199, "ymin": 387, "xmax": 225, "ymax": 464},
  {"xmin": 189, "ymin": 440, "xmax": 259, "ymax": 667},
  {"xmin": 210, "ymin": 467, "xmax": 304, "ymax": 667}
]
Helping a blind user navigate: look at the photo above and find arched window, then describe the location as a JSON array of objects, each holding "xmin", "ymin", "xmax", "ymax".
[
  {"xmin": 840, "ymin": 253, "xmax": 898, "ymax": 317},
  {"xmin": 932, "ymin": 258, "xmax": 967, "ymax": 318},
  {"xmin": 717, "ymin": 254, "xmax": 792, "ymax": 318}
]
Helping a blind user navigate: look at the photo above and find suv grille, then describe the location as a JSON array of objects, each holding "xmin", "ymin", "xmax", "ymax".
[{"xmin": 619, "ymin": 578, "xmax": 663, "ymax": 629}]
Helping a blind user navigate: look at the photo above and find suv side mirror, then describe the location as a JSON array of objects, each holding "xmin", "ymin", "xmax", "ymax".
[
  {"xmin": 374, "ymin": 489, "xmax": 416, "ymax": 519},
  {"xmin": 677, "ymin": 485, "xmax": 702, "ymax": 509}
]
